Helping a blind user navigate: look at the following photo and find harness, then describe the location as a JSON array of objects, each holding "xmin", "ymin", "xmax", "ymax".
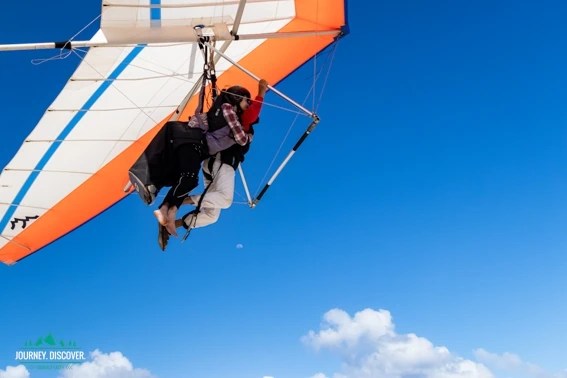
[{"xmin": 179, "ymin": 37, "xmax": 223, "ymax": 240}]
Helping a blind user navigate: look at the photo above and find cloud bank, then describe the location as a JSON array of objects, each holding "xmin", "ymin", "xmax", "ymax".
[
  {"xmin": 303, "ymin": 308, "xmax": 567, "ymax": 378},
  {"xmin": 474, "ymin": 349, "xmax": 567, "ymax": 378},
  {"xmin": 0, "ymin": 365, "xmax": 29, "ymax": 378},
  {"xmin": 58, "ymin": 350, "xmax": 155, "ymax": 378},
  {"xmin": 303, "ymin": 308, "xmax": 492, "ymax": 378}
]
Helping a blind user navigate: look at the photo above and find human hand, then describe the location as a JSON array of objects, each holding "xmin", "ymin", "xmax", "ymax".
[{"xmin": 258, "ymin": 79, "xmax": 269, "ymax": 97}]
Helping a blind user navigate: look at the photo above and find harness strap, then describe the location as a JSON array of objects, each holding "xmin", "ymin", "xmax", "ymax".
[
  {"xmin": 195, "ymin": 36, "xmax": 218, "ymax": 115},
  {"xmin": 208, "ymin": 45, "xmax": 218, "ymax": 101},
  {"xmin": 203, "ymin": 157, "xmax": 215, "ymax": 181},
  {"xmin": 181, "ymin": 155, "xmax": 224, "ymax": 241},
  {"xmin": 195, "ymin": 39, "xmax": 208, "ymax": 115}
]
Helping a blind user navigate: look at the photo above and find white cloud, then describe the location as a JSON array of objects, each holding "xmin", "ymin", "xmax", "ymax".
[
  {"xmin": 304, "ymin": 308, "xmax": 394, "ymax": 352},
  {"xmin": 303, "ymin": 308, "xmax": 493, "ymax": 378},
  {"xmin": 58, "ymin": 350, "xmax": 155, "ymax": 378},
  {"xmin": 0, "ymin": 365, "xmax": 29, "ymax": 378},
  {"xmin": 236, "ymin": 243, "xmax": 244, "ymax": 249},
  {"xmin": 474, "ymin": 348, "xmax": 567, "ymax": 378},
  {"xmin": 310, "ymin": 374, "xmax": 329, "ymax": 378}
]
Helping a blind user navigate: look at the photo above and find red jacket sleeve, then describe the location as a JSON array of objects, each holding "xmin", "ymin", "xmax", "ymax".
[{"xmin": 241, "ymin": 95, "xmax": 264, "ymax": 132}]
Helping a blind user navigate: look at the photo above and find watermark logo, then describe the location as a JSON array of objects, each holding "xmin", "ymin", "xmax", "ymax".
[{"xmin": 15, "ymin": 333, "xmax": 86, "ymax": 370}]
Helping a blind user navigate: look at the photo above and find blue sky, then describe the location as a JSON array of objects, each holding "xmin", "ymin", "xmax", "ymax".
[{"xmin": 1, "ymin": 1, "xmax": 567, "ymax": 378}]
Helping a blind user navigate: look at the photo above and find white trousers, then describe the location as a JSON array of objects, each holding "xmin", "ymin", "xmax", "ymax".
[{"xmin": 186, "ymin": 156, "xmax": 235, "ymax": 228}]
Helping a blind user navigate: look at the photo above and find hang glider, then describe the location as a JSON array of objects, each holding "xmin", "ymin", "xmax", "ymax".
[{"xmin": 0, "ymin": 0, "xmax": 348, "ymax": 265}]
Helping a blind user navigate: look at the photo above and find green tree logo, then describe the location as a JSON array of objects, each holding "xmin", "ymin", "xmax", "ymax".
[{"xmin": 23, "ymin": 334, "xmax": 79, "ymax": 349}]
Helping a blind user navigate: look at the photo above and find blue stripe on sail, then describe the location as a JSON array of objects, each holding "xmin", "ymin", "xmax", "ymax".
[
  {"xmin": 0, "ymin": 46, "xmax": 145, "ymax": 235},
  {"xmin": 151, "ymin": 0, "xmax": 161, "ymax": 26}
]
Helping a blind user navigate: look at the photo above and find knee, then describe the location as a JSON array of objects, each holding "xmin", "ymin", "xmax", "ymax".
[
  {"xmin": 200, "ymin": 208, "xmax": 221, "ymax": 225},
  {"xmin": 219, "ymin": 192, "xmax": 233, "ymax": 209}
]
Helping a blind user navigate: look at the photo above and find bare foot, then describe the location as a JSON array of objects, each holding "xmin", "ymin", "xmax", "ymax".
[
  {"xmin": 153, "ymin": 206, "xmax": 169, "ymax": 226},
  {"xmin": 165, "ymin": 206, "xmax": 178, "ymax": 236}
]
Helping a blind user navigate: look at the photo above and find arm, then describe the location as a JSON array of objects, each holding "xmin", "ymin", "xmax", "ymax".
[
  {"xmin": 221, "ymin": 103, "xmax": 250, "ymax": 146},
  {"xmin": 241, "ymin": 95, "xmax": 263, "ymax": 131},
  {"xmin": 241, "ymin": 79, "xmax": 269, "ymax": 131}
]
